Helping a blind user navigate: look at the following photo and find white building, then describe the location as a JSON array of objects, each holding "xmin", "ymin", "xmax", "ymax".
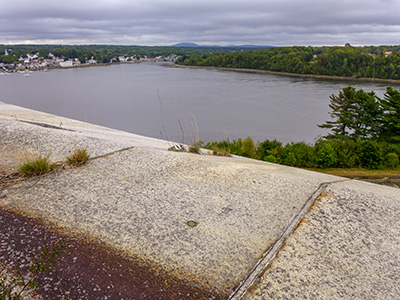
[
  {"xmin": 87, "ymin": 57, "xmax": 97, "ymax": 64},
  {"xmin": 59, "ymin": 60, "xmax": 73, "ymax": 67}
]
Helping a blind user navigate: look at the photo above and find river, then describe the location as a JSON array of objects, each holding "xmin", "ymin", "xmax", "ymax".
[{"xmin": 1, "ymin": 62, "xmax": 398, "ymax": 144}]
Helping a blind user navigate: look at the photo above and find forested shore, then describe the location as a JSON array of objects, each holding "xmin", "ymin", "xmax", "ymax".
[
  {"xmin": 174, "ymin": 63, "xmax": 400, "ymax": 83},
  {"xmin": 176, "ymin": 45, "xmax": 400, "ymax": 80}
]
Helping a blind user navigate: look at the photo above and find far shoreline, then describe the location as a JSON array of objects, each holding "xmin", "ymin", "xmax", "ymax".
[
  {"xmin": 3, "ymin": 59, "xmax": 165, "ymax": 73},
  {"xmin": 8, "ymin": 60, "xmax": 400, "ymax": 84},
  {"xmin": 172, "ymin": 63, "xmax": 400, "ymax": 84}
]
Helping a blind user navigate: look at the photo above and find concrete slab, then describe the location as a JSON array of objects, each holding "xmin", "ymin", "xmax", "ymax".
[
  {"xmin": 0, "ymin": 103, "xmax": 343, "ymax": 297},
  {"xmin": 242, "ymin": 180, "xmax": 400, "ymax": 300},
  {"xmin": 4, "ymin": 104, "xmax": 399, "ymax": 299},
  {"xmin": 1, "ymin": 148, "xmax": 342, "ymax": 296},
  {"xmin": 0, "ymin": 102, "xmax": 171, "ymax": 173},
  {"xmin": 0, "ymin": 102, "xmax": 171, "ymax": 152}
]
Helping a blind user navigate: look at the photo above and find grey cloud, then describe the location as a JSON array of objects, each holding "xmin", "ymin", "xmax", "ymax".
[{"xmin": 1, "ymin": 0, "xmax": 399, "ymax": 45}]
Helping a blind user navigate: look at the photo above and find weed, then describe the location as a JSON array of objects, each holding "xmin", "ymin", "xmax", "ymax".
[
  {"xmin": 212, "ymin": 146, "xmax": 231, "ymax": 157},
  {"xmin": 0, "ymin": 239, "xmax": 68, "ymax": 299},
  {"xmin": 189, "ymin": 141, "xmax": 202, "ymax": 154},
  {"xmin": 19, "ymin": 155, "xmax": 57, "ymax": 177},
  {"xmin": 66, "ymin": 148, "xmax": 90, "ymax": 166}
]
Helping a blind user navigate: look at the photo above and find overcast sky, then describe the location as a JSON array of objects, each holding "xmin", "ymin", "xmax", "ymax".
[{"xmin": 1, "ymin": 0, "xmax": 399, "ymax": 46}]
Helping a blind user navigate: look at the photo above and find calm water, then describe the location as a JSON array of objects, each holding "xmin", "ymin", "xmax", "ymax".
[{"xmin": 1, "ymin": 62, "xmax": 398, "ymax": 144}]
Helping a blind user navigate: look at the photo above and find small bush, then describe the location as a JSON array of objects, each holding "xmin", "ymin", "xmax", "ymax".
[
  {"xmin": 66, "ymin": 148, "xmax": 90, "ymax": 166},
  {"xmin": 357, "ymin": 140, "xmax": 383, "ymax": 169},
  {"xmin": 333, "ymin": 139, "xmax": 358, "ymax": 168},
  {"xmin": 384, "ymin": 152, "xmax": 399, "ymax": 169},
  {"xmin": 283, "ymin": 152, "xmax": 297, "ymax": 166},
  {"xmin": 282, "ymin": 142, "xmax": 315, "ymax": 167},
  {"xmin": 229, "ymin": 138, "xmax": 243, "ymax": 155},
  {"xmin": 257, "ymin": 139, "xmax": 282, "ymax": 161},
  {"xmin": 316, "ymin": 143, "xmax": 337, "ymax": 168},
  {"xmin": 19, "ymin": 155, "xmax": 57, "ymax": 177},
  {"xmin": 241, "ymin": 137, "xmax": 257, "ymax": 158},
  {"xmin": 264, "ymin": 155, "xmax": 278, "ymax": 163}
]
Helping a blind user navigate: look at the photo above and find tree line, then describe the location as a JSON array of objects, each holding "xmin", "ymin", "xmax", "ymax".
[
  {"xmin": 205, "ymin": 86, "xmax": 400, "ymax": 170},
  {"xmin": 205, "ymin": 137, "xmax": 399, "ymax": 170},
  {"xmin": 176, "ymin": 45, "xmax": 400, "ymax": 80},
  {"xmin": 0, "ymin": 44, "xmax": 241, "ymax": 64}
]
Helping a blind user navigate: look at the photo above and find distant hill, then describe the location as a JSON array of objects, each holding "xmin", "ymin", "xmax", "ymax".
[
  {"xmin": 171, "ymin": 43, "xmax": 200, "ymax": 47},
  {"xmin": 171, "ymin": 43, "xmax": 274, "ymax": 49}
]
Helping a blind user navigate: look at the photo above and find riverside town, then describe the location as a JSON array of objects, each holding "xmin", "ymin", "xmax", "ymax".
[{"xmin": 0, "ymin": 48, "xmax": 178, "ymax": 73}]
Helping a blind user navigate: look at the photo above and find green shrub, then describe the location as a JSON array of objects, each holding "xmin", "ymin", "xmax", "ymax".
[
  {"xmin": 257, "ymin": 139, "xmax": 282, "ymax": 161},
  {"xmin": 316, "ymin": 143, "xmax": 338, "ymax": 168},
  {"xmin": 384, "ymin": 153, "xmax": 399, "ymax": 169},
  {"xmin": 241, "ymin": 137, "xmax": 257, "ymax": 158},
  {"xmin": 19, "ymin": 155, "xmax": 57, "ymax": 177},
  {"xmin": 66, "ymin": 148, "xmax": 90, "ymax": 166},
  {"xmin": 229, "ymin": 138, "xmax": 243, "ymax": 156},
  {"xmin": 357, "ymin": 140, "xmax": 383, "ymax": 169},
  {"xmin": 264, "ymin": 155, "xmax": 278, "ymax": 163},
  {"xmin": 379, "ymin": 142, "xmax": 400, "ymax": 157},
  {"xmin": 332, "ymin": 139, "xmax": 358, "ymax": 168},
  {"xmin": 282, "ymin": 142, "xmax": 315, "ymax": 168},
  {"xmin": 283, "ymin": 152, "xmax": 297, "ymax": 166}
]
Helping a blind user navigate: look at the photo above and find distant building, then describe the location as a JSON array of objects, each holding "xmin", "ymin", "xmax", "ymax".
[
  {"xmin": 88, "ymin": 57, "xmax": 97, "ymax": 64},
  {"xmin": 385, "ymin": 51, "xmax": 392, "ymax": 56},
  {"xmin": 59, "ymin": 60, "xmax": 73, "ymax": 67},
  {"xmin": 73, "ymin": 58, "xmax": 81, "ymax": 66}
]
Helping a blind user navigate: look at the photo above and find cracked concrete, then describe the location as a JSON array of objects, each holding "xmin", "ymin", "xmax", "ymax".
[
  {"xmin": 242, "ymin": 180, "xmax": 400, "ymax": 300},
  {"xmin": 228, "ymin": 180, "xmax": 348, "ymax": 300},
  {"xmin": 1, "ymin": 103, "xmax": 400, "ymax": 299}
]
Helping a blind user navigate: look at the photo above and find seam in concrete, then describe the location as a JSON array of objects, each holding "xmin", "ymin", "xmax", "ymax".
[
  {"xmin": 228, "ymin": 179, "xmax": 349, "ymax": 300},
  {"xmin": 89, "ymin": 146, "xmax": 136, "ymax": 160},
  {"xmin": 19, "ymin": 120, "xmax": 75, "ymax": 132},
  {"xmin": 0, "ymin": 147, "xmax": 136, "ymax": 192}
]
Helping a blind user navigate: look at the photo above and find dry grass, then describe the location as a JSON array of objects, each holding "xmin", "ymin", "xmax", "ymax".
[
  {"xmin": 66, "ymin": 148, "xmax": 90, "ymax": 166},
  {"xmin": 188, "ymin": 141, "xmax": 202, "ymax": 154},
  {"xmin": 307, "ymin": 167, "xmax": 400, "ymax": 179},
  {"xmin": 212, "ymin": 146, "xmax": 231, "ymax": 157}
]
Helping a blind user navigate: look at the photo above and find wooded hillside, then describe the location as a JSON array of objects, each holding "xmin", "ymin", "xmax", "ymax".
[{"xmin": 176, "ymin": 46, "xmax": 400, "ymax": 80}]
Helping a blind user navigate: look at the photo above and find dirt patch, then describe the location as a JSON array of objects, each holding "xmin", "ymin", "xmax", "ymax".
[{"xmin": 0, "ymin": 207, "xmax": 223, "ymax": 300}]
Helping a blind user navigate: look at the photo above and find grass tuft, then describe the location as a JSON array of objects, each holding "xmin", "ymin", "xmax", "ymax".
[
  {"xmin": 212, "ymin": 146, "xmax": 231, "ymax": 157},
  {"xmin": 188, "ymin": 141, "xmax": 202, "ymax": 154},
  {"xmin": 19, "ymin": 155, "xmax": 57, "ymax": 177},
  {"xmin": 66, "ymin": 148, "xmax": 90, "ymax": 166}
]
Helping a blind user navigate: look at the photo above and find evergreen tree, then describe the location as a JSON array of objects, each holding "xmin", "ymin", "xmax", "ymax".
[
  {"xmin": 349, "ymin": 89, "xmax": 382, "ymax": 139},
  {"xmin": 380, "ymin": 87, "xmax": 400, "ymax": 143},
  {"xmin": 318, "ymin": 86, "xmax": 356, "ymax": 138},
  {"xmin": 319, "ymin": 86, "xmax": 382, "ymax": 140}
]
